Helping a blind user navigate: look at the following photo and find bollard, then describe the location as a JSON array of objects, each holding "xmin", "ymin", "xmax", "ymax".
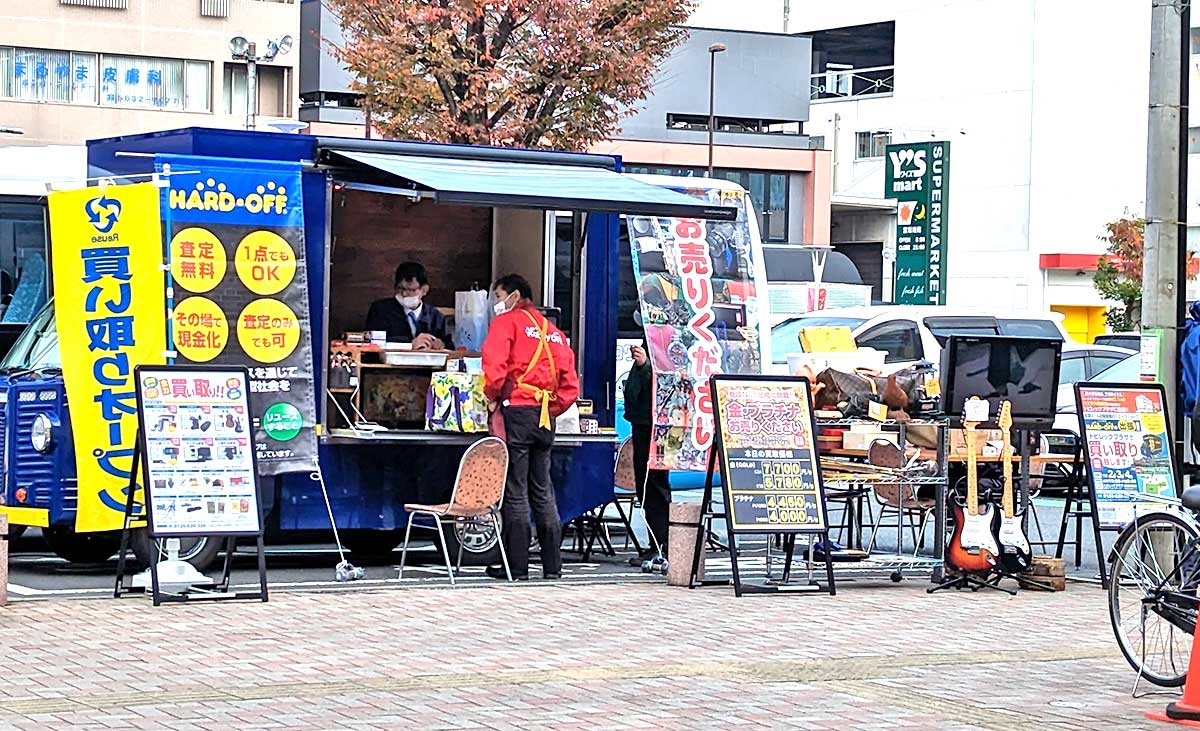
[
  {"xmin": 667, "ymin": 501, "xmax": 705, "ymax": 587},
  {"xmin": 0, "ymin": 514, "xmax": 8, "ymax": 606}
]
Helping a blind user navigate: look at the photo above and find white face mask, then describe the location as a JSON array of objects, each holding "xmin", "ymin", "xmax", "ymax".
[
  {"xmin": 492, "ymin": 292, "xmax": 514, "ymax": 317},
  {"xmin": 397, "ymin": 295, "xmax": 421, "ymax": 311}
]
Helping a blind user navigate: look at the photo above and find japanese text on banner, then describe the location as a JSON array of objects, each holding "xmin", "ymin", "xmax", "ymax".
[
  {"xmin": 157, "ymin": 155, "xmax": 317, "ymax": 475},
  {"xmin": 48, "ymin": 183, "xmax": 166, "ymax": 532}
]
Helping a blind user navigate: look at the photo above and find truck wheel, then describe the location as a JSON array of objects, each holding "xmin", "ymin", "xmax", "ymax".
[
  {"xmin": 42, "ymin": 525, "xmax": 121, "ymax": 564},
  {"xmin": 443, "ymin": 516, "xmax": 501, "ymax": 567},
  {"xmin": 340, "ymin": 530, "xmax": 404, "ymax": 558},
  {"xmin": 130, "ymin": 530, "xmax": 223, "ymax": 573}
]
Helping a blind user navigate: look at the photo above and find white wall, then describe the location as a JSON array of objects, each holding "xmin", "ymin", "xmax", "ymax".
[
  {"xmin": 688, "ymin": 0, "xmax": 787, "ymax": 32},
  {"xmin": 802, "ymin": 0, "xmax": 1152, "ymax": 311}
]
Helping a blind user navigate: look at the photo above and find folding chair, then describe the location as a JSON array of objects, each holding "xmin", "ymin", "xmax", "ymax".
[
  {"xmin": 399, "ymin": 436, "xmax": 513, "ymax": 585},
  {"xmin": 580, "ymin": 437, "xmax": 644, "ymax": 560}
]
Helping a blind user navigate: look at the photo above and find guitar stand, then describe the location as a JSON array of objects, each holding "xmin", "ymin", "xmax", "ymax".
[{"xmin": 927, "ymin": 570, "xmax": 1017, "ymax": 596}]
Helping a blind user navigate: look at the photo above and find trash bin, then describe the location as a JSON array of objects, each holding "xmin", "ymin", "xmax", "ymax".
[{"xmin": 667, "ymin": 501, "xmax": 704, "ymax": 587}]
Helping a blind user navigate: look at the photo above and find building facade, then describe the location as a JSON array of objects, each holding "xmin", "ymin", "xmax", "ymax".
[
  {"xmin": 1, "ymin": 0, "xmax": 300, "ymax": 148},
  {"xmin": 792, "ymin": 0, "xmax": 1157, "ymax": 341}
]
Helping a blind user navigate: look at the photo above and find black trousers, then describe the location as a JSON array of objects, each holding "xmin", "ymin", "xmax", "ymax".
[
  {"xmin": 501, "ymin": 406, "xmax": 562, "ymax": 577},
  {"xmin": 631, "ymin": 423, "xmax": 672, "ymax": 556}
]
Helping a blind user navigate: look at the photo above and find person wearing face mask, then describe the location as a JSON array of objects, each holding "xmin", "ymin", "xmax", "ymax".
[
  {"xmin": 365, "ymin": 261, "xmax": 453, "ymax": 350},
  {"xmin": 481, "ymin": 274, "xmax": 580, "ymax": 581}
]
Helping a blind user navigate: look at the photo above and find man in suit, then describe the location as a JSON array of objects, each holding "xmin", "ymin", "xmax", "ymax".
[{"xmin": 365, "ymin": 261, "xmax": 453, "ymax": 350}]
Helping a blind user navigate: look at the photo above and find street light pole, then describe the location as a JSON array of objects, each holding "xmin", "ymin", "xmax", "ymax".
[
  {"xmin": 1142, "ymin": 0, "xmax": 1188, "ymax": 447},
  {"xmin": 245, "ymin": 42, "xmax": 258, "ymax": 131},
  {"xmin": 707, "ymin": 42, "xmax": 726, "ymax": 178}
]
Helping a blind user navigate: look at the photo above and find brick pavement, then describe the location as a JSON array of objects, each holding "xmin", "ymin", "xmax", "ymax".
[{"xmin": 0, "ymin": 579, "xmax": 1176, "ymax": 730}]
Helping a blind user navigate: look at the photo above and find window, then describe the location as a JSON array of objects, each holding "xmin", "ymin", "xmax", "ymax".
[
  {"xmin": 665, "ymin": 114, "xmax": 803, "ymax": 135},
  {"xmin": 0, "ymin": 47, "xmax": 97, "ymax": 104},
  {"xmin": 1058, "ymin": 354, "xmax": 1087, "ymax": 386},
  {"xmin": 98, "ymin": 55, "xmax": 210, "ymax": 111},
  {"xmin": 999, "ymin": 318, "xmax": 1064, "ymax": 339},
  {"xmin": 808, "ymin": 135, "xmax": 826, "ymax": 149},
  {"xmin": 855, "ymin": 131, "xmax": 891, "ymax": 159},
  {"xmin": 1190, "ymin": 127, "xmax": 1200, "ymax": 155},
  {"xmin": 224, "ymin": 63, "xmax": 289, "ymax": 117},
  {"xmin": 856, "ymin": 320, "xmax": 922, "ymax": 363},
  {"xmin": 1088, "ymin": 353, "xmax": 1125, "ymax": 377},
  {"xmin": 1192, "ymin": 28, "xmax": 1200, "ymax": 55},
  {"xmin": 0, "ymin": 200, "xmax": 50, "ymax": 324}
]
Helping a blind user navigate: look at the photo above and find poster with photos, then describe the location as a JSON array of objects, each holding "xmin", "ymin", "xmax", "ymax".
[{"xmin": 136, "ymin": 366, "xmax": 261, "ymax": 536}]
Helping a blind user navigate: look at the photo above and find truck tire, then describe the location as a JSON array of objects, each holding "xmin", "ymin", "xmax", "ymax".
[
  {"xmin": 42, "ymin": 525, "xmax": 122, "ymax": 564},
  {"xmin": 443, "ymin": 517, "xmax": 501, "ymax": 568},
  {"xmin": 130, "ymin": 530, "xmax": 223, "ymax": 573}
]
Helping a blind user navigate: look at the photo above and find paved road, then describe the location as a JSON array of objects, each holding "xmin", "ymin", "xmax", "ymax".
[
  {"xmin": 0, "ymin": 565, "xmax": 1167, "ymax": 730},
  {"xmin": 5, "ymin": 496, "xmax": 1109, "ymax": 600}
]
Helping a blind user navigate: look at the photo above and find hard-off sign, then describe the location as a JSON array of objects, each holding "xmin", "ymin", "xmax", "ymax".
[{"xmin": 884, "ymin": 141, "xmax": 950, "ymax": 305}]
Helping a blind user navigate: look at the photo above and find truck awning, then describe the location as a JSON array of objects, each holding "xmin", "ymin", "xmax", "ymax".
[{"xmin": 322, "ymin": 149, "xmax": 738, "ymax": 221}]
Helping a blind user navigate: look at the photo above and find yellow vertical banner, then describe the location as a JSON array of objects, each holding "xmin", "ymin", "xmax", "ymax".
[{"xmin": 48, "ymin": 183, "xmax": 166, "ymax": 532}]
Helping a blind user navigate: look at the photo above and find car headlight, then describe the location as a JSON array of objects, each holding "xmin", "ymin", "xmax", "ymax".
[{"xmin": 31, "ymin": 413, "xmax": 52, "ymax": 453}]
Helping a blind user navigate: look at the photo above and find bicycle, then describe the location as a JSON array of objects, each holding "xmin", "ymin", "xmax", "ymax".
[{"xmin": 1108, "ymin": 490, "xmax": 1200, "ymax": 687}]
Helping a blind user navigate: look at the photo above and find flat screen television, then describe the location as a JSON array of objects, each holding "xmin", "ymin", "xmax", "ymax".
[{"xmin": 941, "ymin": 335, "xmax": 1063, "ymax": 426}]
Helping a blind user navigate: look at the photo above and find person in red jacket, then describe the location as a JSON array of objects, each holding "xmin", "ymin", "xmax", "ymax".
[{"xmin": 482, "ymin": 274, "xmax": 580, "ymax": 581}]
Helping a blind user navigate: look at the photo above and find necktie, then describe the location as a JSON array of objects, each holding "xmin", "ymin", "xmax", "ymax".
[{"xmin": 408, "ymin": 311, "xmax": 418, "ymax": 337}]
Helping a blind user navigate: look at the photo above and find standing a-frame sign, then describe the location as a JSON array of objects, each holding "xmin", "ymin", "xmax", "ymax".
[
  {"xmin": 690, "ymin": 374, "xmax": 836, "ymax": 596},
  {"xmin": 115, "ymin": 365, "xmax": 268, "ymax": 605}
]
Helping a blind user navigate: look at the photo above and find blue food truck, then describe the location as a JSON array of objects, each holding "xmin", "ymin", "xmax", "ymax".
[{"xmin": 0, "ymin": 127, "xmax": 737, "ymax": 567}]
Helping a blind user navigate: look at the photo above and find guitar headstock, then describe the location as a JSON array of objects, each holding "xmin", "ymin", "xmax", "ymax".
[
  {"xmin": 962, "ymin": 396, "xmax": 987, "ymax": 431},
  {"xmin": 998, "ymin": 400, "xmax": 1012, "ymax": 433}
]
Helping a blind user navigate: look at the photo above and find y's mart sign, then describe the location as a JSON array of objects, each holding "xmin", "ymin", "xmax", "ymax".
[{"xmin": 884, "ymin": 141, "xmax": 950, "ymax": 305}]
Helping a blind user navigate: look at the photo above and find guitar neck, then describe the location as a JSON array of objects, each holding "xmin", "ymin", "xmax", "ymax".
[
  {"xmin": 965, "ymin": 424, "xmax": 979, "ymax": 516},
  {"xmin": 1001, "ymin": 429, "xmax": 1014, "ymax": 519}
]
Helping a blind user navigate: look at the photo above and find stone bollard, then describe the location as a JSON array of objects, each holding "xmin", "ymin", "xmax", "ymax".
[
  {"xmin": 0, "ymin": 514, "xmax": 8, "ymax": 606},
  {"xmin": 667, "ymin": 501, "xmax": 705, "ymax": 587}
]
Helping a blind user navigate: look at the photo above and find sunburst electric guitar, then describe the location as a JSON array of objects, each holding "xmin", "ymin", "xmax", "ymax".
[
  {"xmin": 948, "ymin": 397, "xmax": 1000, "ymax": 573},
  {"xmin": 995, "ymin": 401, "xmax": 1032, "ymax": 573}
]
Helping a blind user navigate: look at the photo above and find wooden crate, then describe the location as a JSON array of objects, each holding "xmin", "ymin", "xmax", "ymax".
[
  {"xmin": 1029, "ymin": 556, "xmax": 1066, "ymax": 578},
  {"xmin": 1019, "ymin": 574, "xmax": 1066, "ymax": 592}
]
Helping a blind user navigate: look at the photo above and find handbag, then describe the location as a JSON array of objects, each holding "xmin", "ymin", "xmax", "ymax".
[{"xmin": 425, "ymin": 372, "xmax": 488, "ymax": 433}]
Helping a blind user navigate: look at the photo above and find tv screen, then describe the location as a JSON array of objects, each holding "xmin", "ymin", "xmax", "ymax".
[{"xmin": 942, "ymin": 335, "xmax": 1063, "ymax": 423}]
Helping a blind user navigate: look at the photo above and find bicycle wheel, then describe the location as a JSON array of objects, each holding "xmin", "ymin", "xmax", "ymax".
[{"xmin": 1109, "ymin": 511, "xmax": 1200, "ymax": 687}]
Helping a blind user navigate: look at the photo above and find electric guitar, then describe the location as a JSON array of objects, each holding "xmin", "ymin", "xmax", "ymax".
[
  {"xmin": 995, "ymin": 401, "xmax": 1032, "ymax": 573},
  {"xmin": 948, "ymin": 397, "xmax": 1000, "ymax": 573}
]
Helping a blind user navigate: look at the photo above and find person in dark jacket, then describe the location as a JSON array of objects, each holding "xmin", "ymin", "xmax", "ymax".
[
  {"xmin": 365, "ymin": 261, "xmax": 453, "ymax": 349},
  {"xmin": 623, "ymin": 313, "xmax": 671, "ymax": 564}
]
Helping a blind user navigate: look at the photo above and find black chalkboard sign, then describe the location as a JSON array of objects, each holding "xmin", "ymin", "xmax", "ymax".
[
  {"xmin": 714, "ymin": 376, "xmax": 827, "ymax": 533},
  {"xmin": 690, "ymin": 374, "xmax": 835, "ymax": 596}
]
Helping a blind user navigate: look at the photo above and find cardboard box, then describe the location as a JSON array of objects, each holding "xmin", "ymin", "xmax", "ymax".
[
  {"xmin": 843, "ymin": 430, "xmax": 897, "ymax": 452},
  {"xmin": 950, "ymin": 428, "xmax": 1002, "ymax": 454}
]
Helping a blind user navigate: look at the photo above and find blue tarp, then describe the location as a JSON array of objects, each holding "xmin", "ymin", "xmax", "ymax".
[{"xmin": 325, "ymin": 150, "xmax": 738, "ymax": 221}]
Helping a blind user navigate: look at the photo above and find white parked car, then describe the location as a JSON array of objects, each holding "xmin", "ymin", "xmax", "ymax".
[
  {"xmin": 1053, "ymin": 353, "xmax": 1139, "ymax": 435},
  {"xmin": 771, "ymin": 305, "xmax": 1072, "ymax": 372}
]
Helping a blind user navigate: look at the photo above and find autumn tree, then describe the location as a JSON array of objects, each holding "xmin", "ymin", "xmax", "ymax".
[
  {"xmin": 1093, "ymin": 217, "xmax": 1147, "ymax": 331},
  {"xmin": 324, "ymin": 0, "xmax": 695, "ymax": 149}
]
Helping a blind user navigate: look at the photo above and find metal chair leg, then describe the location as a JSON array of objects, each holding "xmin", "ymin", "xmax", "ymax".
[
  {"xmin": 865, "ymin": 504, "xmax": 888, "ymax": 556},
  {"xmin": 455, "ymin": 518, "xmax": 466, "ymax": 573},
  {"xmin": 494, "ymin": 509, "xmax": 513, "ymax": 581},
  {"xmin": 434, "ymin": 516, "xmax": 455, "ymax": 586},
  {"xmin": 398, "ymin": 514, "xmax": 416, "ymax": 580}
]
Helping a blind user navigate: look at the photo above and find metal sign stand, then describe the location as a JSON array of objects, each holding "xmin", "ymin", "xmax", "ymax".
[
  {"xmin": 113, "ymin": 365, "xmax": 269, "ymax": 606},
  {"xmin": 689, "ymin": 375, "xmax": 836, "ymax": 597},
  {"xmin": 113, "ymin": 436, "xmax": 268, "ymax": 606}
]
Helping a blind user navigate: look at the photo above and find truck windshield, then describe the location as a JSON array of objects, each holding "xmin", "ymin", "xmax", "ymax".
[{"xmin": 1, "ymin": 301, "xmax": 59, "ymax": 371}]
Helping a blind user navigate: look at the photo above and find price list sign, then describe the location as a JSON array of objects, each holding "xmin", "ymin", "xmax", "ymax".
[
  {"xmin": 712, "ymin": 376, "xmax": 828, "ymax": 533},
  {"xmin": 1075, "ymin": 382, "xmax": 1177, "ymax": 529},
  {"xmin": 135, "ymin": 366, "xmax": 262, "ymax": 537}
]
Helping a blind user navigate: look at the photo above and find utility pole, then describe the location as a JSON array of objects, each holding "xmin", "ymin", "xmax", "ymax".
[{"xmin": 1142, "ymin": 0, "xmax": 1189, "ymax": 446}]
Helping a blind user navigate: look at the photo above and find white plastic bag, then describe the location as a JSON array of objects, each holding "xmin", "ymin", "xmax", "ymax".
[{"xmin": 455, "ymin": 289, "xmax": 490, "ymax": 352}]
